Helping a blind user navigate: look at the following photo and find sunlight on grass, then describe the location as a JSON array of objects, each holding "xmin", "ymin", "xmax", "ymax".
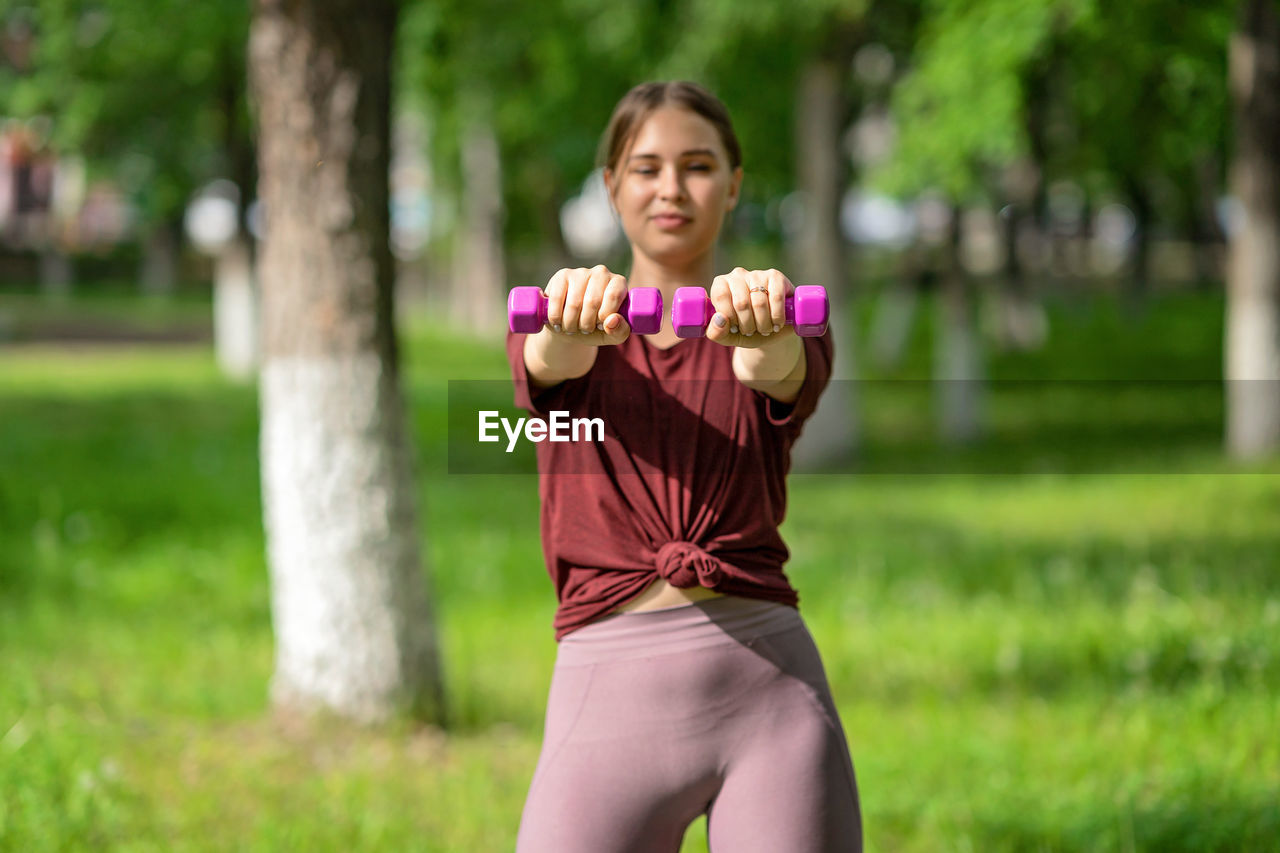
[{"xmin": 2, "ymin": 291, "xmax": 1277, "ymax": 850}]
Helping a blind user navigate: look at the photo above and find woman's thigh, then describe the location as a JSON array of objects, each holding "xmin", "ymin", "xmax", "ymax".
[
  {"xmin": 516, "ymin": 602, "xmax": 861, "ymax": 852},
  {"xmin": 705, "ymin": 625, "xmax": 862, "ymax": 852}
]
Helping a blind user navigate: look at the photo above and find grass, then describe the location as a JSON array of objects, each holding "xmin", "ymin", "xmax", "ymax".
[{"xmin": 1, "ymin": 287, "xmax": 1277, "ymax": 850}]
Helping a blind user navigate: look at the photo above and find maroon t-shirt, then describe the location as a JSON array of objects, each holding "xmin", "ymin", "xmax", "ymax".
[{"xmin": 505, "ymin": 328, "xmax": 833, "ymax": 641}]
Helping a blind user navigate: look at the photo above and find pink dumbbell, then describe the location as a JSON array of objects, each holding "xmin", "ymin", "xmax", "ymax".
[
  {"xmin": 670, "ymin": 285, "xmax": 830, "ymax": 338},
  {"xmin": 507, "ymin": 286, "xmax": 664, "ymax": 335}
]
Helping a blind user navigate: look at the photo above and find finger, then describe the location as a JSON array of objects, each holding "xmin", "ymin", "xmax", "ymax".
[
  {"xmin": 730, "ymin": 267, "xmax": 757, "ymax": 337},
  {"xmin": 705, "ymin": 305, "xmax": 733, "ymax": 346},
  {"xmin": 768, "ymin": 269, "xmax": 790, "ymax": 333},
  {"xmin": 578, "ymin": 264, "xmax": 608, "ymax": 335},
  {"xmin": 544, "ymin": 268, "xmax": 570, "ymax": 332},
  {"xmin": 600, "ymin": 273, "xmax": 628, "ymax": 329},
  {"xmin": 561, "ymin": 269, "xmax": 588, "ymax": 335},
  {"xmin": 709, "ymin": 274, "xmax": 740, "ymax": 336},
  {"xmin": 602, "ymin": 310, "xmax": 631, "ymax": 344},
  {"xmin": 749, "ymin": 271, "xmax": 772, "ymax": 336}
]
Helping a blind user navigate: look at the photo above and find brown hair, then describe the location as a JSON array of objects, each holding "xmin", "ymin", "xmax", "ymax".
[{"xmin": 597, "ymin": 81, "xmax": 743, "ymax": 175}]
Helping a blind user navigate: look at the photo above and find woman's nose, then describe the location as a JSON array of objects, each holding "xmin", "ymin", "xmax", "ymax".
[{"xmin": 657, "ymin": 166, "xmax": 684, "ymax": 200}]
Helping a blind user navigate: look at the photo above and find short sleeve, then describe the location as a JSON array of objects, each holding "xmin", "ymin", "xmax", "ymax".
[
  {"xmin": 762, "ymin": 330, "xmax": 834, "ymax": 430},
  {"xmin": 505, "ymin": 330, "xmax": 566, "ymax": 416}
]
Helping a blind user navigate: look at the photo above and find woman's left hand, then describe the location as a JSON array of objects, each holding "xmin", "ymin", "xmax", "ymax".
[{"xmin": 705, "ymin": 267, "xmax": 797, "ymax": 349}]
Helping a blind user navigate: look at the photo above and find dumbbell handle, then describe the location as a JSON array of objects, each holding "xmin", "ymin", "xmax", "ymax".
[
  {"xmin": 507, "ymin": 286, "xmax": 664, "ymax": 335},
  {"xmin": 671, "ymin": 286, "xmax": 829, "ymax": 338}
]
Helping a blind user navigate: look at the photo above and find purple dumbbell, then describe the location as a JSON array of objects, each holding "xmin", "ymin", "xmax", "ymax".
[
  {"xmin": 507, "ymin": 286, "xmax": 664, "ymax": 335},
  {"xmin": 671, "ymin": 285, "xmax": 830, "ymax": 338}
]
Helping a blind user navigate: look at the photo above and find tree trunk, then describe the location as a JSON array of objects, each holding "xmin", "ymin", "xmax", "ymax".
[
  {"xmin": 1124, "ymin": 175, "xmax": 1153, "ymax": 307},
  {"xmin": 249, "ymin": 0, "xmax": 446, "ymax": 725},
  {"xmin": 936, "ymin": 204, "xmax": 983, "ymax": 445},
  {"xmin": 140, "ymin": 221, "xmax": 179, "ymax": 297},
  {"xmin": 789, "ymin": 59, "xmax": 860, "ymax": 469},
  {"xmin": 449, "ymin": 98, "xmax": 506, "ymax": 340},
  {"xmin": 38, "ymin": 246, "xmax": 72, "ymax": 299},
  {"xmin": 212, "ymin": 234, "xmax": 258, "ymax": 381},
  {"xmin": 1226, "ymin": 0, "xmax": 1280, "ymax": 459}
]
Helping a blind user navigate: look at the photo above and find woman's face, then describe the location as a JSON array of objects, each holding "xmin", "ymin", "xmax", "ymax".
[{"xmin": 605, "ymin": 106, "xmax": 742, "ymax": 267}]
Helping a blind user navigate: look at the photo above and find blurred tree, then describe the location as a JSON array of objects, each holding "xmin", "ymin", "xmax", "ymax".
[
  {"xmin": 1225, "ymin": 0, "xmax": 1280, "ymax": 459},
  {"xmin": 0, "ymin": 0, "xmax": 254, "ymax": 293},
  {"xmin": 662, "ymin": 0, "xmax": 907, "ymax": 466},
  {"xmin": 1058, "ymin": 3, "xmax": 1230, "ymax": 302},
  {"xmin": 249, "ymin": 0, "xmax": 446, "ymax": 725},
  {"xmin": 399, "ymin": 0, "xmax": 674, "ymax": 329}
]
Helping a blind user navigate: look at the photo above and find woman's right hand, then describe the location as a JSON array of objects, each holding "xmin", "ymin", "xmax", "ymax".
[{"xmin": 542, "ymin": 264, "xmax": 633, "ymax": 346}]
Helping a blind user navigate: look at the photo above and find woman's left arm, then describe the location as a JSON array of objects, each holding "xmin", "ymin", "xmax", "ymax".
[
  {"xmin": 733, "ymin": 333, "xmax": 805, "ymax": 404},
  {"xmin": 706, "ymin": 267, "xmax": 808, "ymax": 404}
]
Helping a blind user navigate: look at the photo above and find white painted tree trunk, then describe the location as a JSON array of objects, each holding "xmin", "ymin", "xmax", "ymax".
[
  {"xmin": 249, "ymin": 0, "xmax": 446, "ymax": 725},
  {"xmin": 213, "ymin": 235, "xmax": 258, "ymax": 381},
  {"xmin": 789, "ymin": 60, "xmax": 860, "ymax": 469},
  {"xmin": 1226, "ymin": 1, "xmax": 1280, "ymax": 460},
  {"xmin": 260, "ymin": 354, "xmax": 443, "ymax": 723}
]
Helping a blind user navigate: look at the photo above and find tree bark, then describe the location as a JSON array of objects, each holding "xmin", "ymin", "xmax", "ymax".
[
  {"xmin": 1226, "ymin": 0, "xmax": 1280, "ymax": 459},
  {"xmin": 789, "ymin": 59, "xmax": 860, "ymax": 469},
  {"xmin": 140, "ymin": 221, "xmax": 179, "ymax": 297},
  {"xmin": 249, "ymin": 0, "xmax": 446, "ymax": 725},
  {"xmin": 449, "ymin": 98, "xmax": 506, "ymax": 340},
  {"xmin": 936, "ymin": 204, "xmax": 983, "ymax": 444},
  {"xmin": 212, "ymin": 234, "xmax": 258, "ymax": 381}
]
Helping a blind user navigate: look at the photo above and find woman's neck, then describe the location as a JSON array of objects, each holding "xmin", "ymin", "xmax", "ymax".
[
  {"xmin": 627, "ymin": 248, "xmax": 717, "ymax": 300},
  {"xmin": 625, "ymin": 248, "xmax": 718, "ymax": 349}
]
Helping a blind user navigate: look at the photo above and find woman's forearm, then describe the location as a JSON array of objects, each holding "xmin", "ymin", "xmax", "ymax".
[
  {"xmin": 523, "ymin": 328, "xmax": 599, "ymax": 390},
  {"xmin": 733, "ymin": 333, "xmax": 805, "ymax": 403}
]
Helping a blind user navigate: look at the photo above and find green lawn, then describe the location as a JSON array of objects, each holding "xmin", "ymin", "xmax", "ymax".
[{"xmin": 1, "ymin": 289, "xmax": 1277, "ymax": 850}]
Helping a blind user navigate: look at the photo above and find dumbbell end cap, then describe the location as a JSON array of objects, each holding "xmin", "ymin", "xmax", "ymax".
[
  {"xmin": 672, "ymin": 287, "xmax": 708, "ymax": 338},
  {"xmin": 792, "ymin": 285, "xmax": 829, "ymax": 336},
  {"xmin": 625, "ymin": 288, "xmax": 664, "ymax": 335},
  {"xmin": 508, "ymin": 287, "xmax": 545, "ymax": 334}
]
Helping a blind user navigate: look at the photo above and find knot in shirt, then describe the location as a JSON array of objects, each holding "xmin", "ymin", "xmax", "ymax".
[{"xmin": 655, "ymin": 541, "xmax": 725, "ymax": 589}]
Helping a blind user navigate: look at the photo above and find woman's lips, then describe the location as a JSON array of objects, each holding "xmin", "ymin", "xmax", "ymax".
[{"xmin": 652, "ymin": 214, "xmax": 691, "ymax": 229}]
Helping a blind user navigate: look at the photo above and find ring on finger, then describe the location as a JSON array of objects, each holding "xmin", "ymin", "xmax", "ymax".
[{"xmin": 749, "ymin": 285, "xmax": 769, "ymax": 294}]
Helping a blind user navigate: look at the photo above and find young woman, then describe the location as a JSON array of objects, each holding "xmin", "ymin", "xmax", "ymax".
[{"xmin": 506, "ymin": 80, "xmax": 861, "ymax": 852}]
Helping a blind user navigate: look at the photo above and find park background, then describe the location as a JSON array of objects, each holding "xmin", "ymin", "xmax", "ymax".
[{"xmin": 2, "ymin": 0, "xmax": 1278, "ymax": 850}]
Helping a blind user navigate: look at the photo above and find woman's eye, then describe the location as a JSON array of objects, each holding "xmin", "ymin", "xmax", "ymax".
[{"xmin": 688, "ymin": 164, "xmax": 710, "ymax": 171}]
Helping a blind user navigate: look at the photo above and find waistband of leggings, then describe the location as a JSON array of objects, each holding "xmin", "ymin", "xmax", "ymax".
[{"xmin": 555, "ymin": 595, "xmax": 805, "ymax": 666}]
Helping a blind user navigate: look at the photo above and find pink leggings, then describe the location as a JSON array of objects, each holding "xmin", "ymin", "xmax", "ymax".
[{"xmin": 516, "ymin": 595, "xmax": 862, "ymax": 852}]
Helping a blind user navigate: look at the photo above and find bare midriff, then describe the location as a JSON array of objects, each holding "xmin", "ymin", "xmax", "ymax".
[{"xmin": 609, "ymin": 577, "xmax": 727, "ymax": 614}]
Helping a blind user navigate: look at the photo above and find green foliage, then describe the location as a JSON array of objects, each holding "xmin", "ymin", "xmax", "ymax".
[
  {"xmin": 398, "ymin": 0, "xmax": 877, "ymax": 259},
  {"xmin": 0, "ymin": 0, "xmax": 251, "ymax": 225},
  {"xmin": 873, "ymin": 0, "xmax": 1232, "ymax": 210},
  {"xmin": 874, "ymin": 0, "xmax": 1094, "ymax": 199}
]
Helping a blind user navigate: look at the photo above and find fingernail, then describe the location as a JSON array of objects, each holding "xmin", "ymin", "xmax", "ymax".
[
  {"xmin": 597, "ymin": 323, "xmax": 604, "ymax": 330},
  {"xmin": 553, "ymin": 324, "xmax": 562, "ymax": 332},
  {"xmin": 745, "ymin": 330, "xmax": 754, "ymax": 336},
  {"xmin": 712, "ymin": 313, "xmax": 727, "ymax": 328},
  {"xmin": 581, "ymin": 329, "xmax": 591, "ymax": 335},
  {"xmin": 730, "ymin": 325, "xmax": 739, "ymax": 334},
  {"xmin": 773, "ymin": 324, "xmax": 781, "ymax": 333}
]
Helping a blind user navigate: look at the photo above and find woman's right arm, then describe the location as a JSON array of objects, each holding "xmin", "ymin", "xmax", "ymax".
[{"xmin": 523, "ymin": 265, "xmax": 633, "ymax": 389}]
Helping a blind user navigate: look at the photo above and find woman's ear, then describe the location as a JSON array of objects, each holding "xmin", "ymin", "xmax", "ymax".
[
  {"xmin": 603, "ymin": 167, "xmax": 619, "ymax": 217},
  {"xmin": 726, "ymin": 166, "xmax": 743, "ymax": 211}
]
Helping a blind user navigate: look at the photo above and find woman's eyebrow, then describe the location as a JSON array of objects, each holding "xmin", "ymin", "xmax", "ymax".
[{"xmin": 627, "ymin": 148, "xmax": 717, "ymax": 162}]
